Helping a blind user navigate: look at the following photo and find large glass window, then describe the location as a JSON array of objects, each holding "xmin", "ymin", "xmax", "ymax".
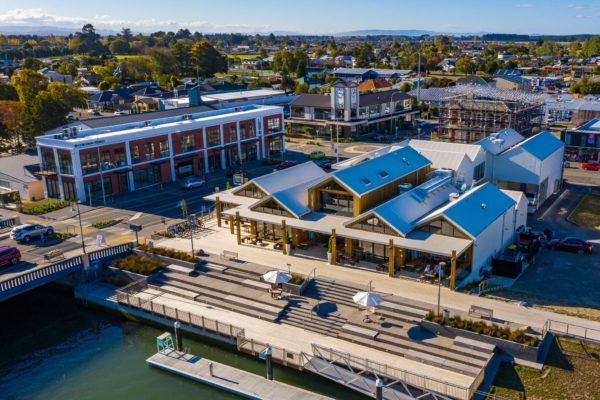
[
  {"xmin": 130, "ymin": 144, "xmax": 140, "ymax": 163},
  {"xmin": 239, "ymin": 124, "xmax": 256, "ymax": 140},
  {"xmin": 58, "ymin": 153, "xmax": 73, "ymax": 175},
  {"xmin": 100, "ymin": 150, "xmax": 113, "ymax": 170},
  {"xmin": 133, "ymin": 166, "xmax": 160, "ymax": 188},
  {"xmin": 144, "ymin": 143, "xmax": 156, "ymax": 160},
  {"xmin": 81, "ymin": 153, "xmax": 98, "ymax": 175},
  {"xmin": 267, "ymin": 118, "xmax": 281, "ymax": 133},
  {"xmin": 159, "ymin": 139, "xmax": 170, "ymax": 158},
  {"xmin": 41, "ymin": 152, "xmax": 56, "ymax": 172},
  {"xmin": 63, "ymin": 181, "xmax": 77, "ymax": 200},
  {"xmin": 181, "ymin": 134, "xmax": 195, "ymax": 152},
  {"xmin": 473, "ymin": 162, "xmax": 485, "ymax": 181},
  {"xmin": 225, "ymin": 126, "xmax": 237, "ymax": 143},
  {"xmin": 88, "ymin": 177, "xmax": 112, "ymax": 201},
  {"xmin": 114, "ymin": 148, "xmax": 126, "ymax": 167},
  {"xmin": 291, "ymin": 106, "xmax": 305, "ymax": 118},
  {"xmin": 207, "ymin": 127, "xmax": 221, "ymax": 147}
]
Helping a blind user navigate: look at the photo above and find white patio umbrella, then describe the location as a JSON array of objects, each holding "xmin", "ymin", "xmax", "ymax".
[
  {"xmin": 262, "ymin": 270, "xmax": 292, "ymax": 284},
  {"xmin": 352, "ymin": 291, "xmax": 383, "ymax": 309}
]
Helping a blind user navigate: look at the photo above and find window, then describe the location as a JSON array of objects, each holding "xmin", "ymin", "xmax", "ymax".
[
  {"xmin": 144, "ymin": 143, "xmax": 156, "ymax": 160},
  {"xmin": 41, "ymin": 152, "xmax": 56, "ymax": 172},
  {"xmin": 114, "ymin": 148, "xmax": 126, "ymax": 167},
  {"xmin": 361, "ymin": 178, "xmax": 372, "ymax": 186},
  {"xmin": 181, "ymin": 134, "xmax": 195, "ymax": 152},
  {"xmin": 377, "ymin": 171, "xmax": 389, "ymax": 179},
  {"xmin": 207, "ymin": 127, "xmax": 221, "ymax": 146},
  {"xmin": 473, "ymin": 162, "xmax": 485, "ymax": 181},
  {"xmin": 133, "ymin": 165, "xmax": 160, "ymax": 188},
  {"xmin": 225, "ymin": 126, "xmax": 237, "ymax": 143},
  {"xmin": 267, "ymin": 118, "xmax": 281, "ymax": 133},
  {"xmin": 80, "ymin": 153, "xmax": 98, "ymax": 175},
  {"xmin": 291, "ymin": 107, "xmax": 305, "ymax": 118},
  {"xmin": 100, "ymin": 150, "xmax": 113, "ymax": 170},
  {"xmin": 159, "ymin": 139, "xmax": 170, "ymax": 158},
  {"xmin": 239, "ymin": 124, "xmax": 256, "ymax": 140},
  {"xmin": 58, "ymin": 153, "xmax": 73, "ymax": 175},
  {"xmin": 130, "ymin": 144, "xmax": 140, "ymax": 163}
]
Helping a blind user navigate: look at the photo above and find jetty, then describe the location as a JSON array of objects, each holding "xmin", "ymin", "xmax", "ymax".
[{"xmin": 146, "ymin": 350, "xmax": 333, "ymax": 400}]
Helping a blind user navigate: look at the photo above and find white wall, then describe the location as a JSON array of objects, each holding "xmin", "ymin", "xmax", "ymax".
[{"xmin": 539, "ymin": 147, "xmax": 564, "ymax": 203}]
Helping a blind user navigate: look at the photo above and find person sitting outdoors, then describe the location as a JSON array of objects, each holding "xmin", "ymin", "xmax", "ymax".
[{"xmin": 423, "ymin": 264, "xmax": 432, "ymax": 274}]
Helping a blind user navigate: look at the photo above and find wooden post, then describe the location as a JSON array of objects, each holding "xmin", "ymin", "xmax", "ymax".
[
  {"xmin": 344, "ymin": 237, "xmax": 352, "ymax": 257},
  {"xmin": 235, "ymin": 211, "xmax": 241, "ymax": 245},
  {"xmin": 251, "ymin": 220, "xmax": 257, "ymax": 237},
  {"xmin": 398, "ymin": 248, "xmax": 405, "ymax": 270},
  {"xmin": 291, "ymin": 228, "xmax": 299, "ymax": 247},
  {"xmin": 450, "ymin": 250, "xmax": 457, "ymax": 290},
  {"xmin": 388, "ymin": 239, "xmax": 394, "ymax": 278},
  {"xmin": 330, "ymin": 229, "xmax": 336, "ymax": 266},
  {"xmin": 281, "ymin": 220, "xmax": 287, "ymax": 255},
  {"xmin": 229, "ymin": 215, "xmax": 235, "ymax": 234},
  {"xmin": 215, "ymin": 196, "xmax": 222, "ymax": 227}
]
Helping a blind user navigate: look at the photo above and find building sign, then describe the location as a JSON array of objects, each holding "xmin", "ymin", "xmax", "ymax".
[
  {"xmin": 334, "ymin": 87, "xmax": 345, "ymax": 109},
  {"xmin": 350, "ymin": 87, "xmax": 358, "ymax": 109},
  {"xmin": 74, "ymin": 140, "xmax": 106, "ymax": 148}
]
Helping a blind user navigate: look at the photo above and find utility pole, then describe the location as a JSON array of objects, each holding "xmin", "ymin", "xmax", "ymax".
[
  {"xmin": 437, "ymin": 261, "xmax": 446, "ymax": 315},
  {"xmin": 74, "ymin": 201, "xmax": 87, "ymax": 255},
  {"xmin": 417, "ymin": 52, "xmax": 421, "ymax": 103},
  {"xmin": 336, "ymin": 125, "xmax": 340, "ymax": 163}
]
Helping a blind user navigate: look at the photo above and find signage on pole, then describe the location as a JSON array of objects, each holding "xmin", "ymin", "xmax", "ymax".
[{"xmin": 95, "ymin": 234, "xmax": 104, "ymax": 246}]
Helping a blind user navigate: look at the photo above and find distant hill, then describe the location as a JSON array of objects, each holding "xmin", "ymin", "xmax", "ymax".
[
  {"xmin": 334, "ymin": 29, "xmax": 438, "ymax": 37},
  {"xmin": 0, "ymin": 25, "xmax": 116, "ymax": 36}
]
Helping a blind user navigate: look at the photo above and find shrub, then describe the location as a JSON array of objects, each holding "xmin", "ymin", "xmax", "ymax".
[
  {"xmin": 21, "ymin": 198, "xmax": 71, "ymax": 215},
  {"xmin": 138, "ymin": 243, "xmax": 196, "ymax": 262},
  {"xmin": 91, "ymin": 219, "xmax": 117, "ymax": 229},
  {"xmin": 100, "ymin": 274, "xmax": 133, "ymax": 287},
  {"xmin": 424, "ymin": 311, "xmax": 540, "ymax": 346},
  {"xmin": 289, "ymin": 273, "xmax": 305, "ymax": 285},
  {"xmin": 112, "ymin": 255, "xmax": 165, "ymax": 275}
]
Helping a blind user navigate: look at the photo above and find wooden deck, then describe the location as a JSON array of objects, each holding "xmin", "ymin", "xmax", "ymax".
[{"xmin": 146, "ymin": 351, "xmax": 333, "ymax": 400}]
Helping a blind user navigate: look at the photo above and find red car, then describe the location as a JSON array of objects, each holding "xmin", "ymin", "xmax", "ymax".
[
  {"xmin": 547, "ymin": 237, "xmax": 594, "ymax": 254},
  {"xmin": 0, "ymin": 246, "xmax": 21, "ymax": 267},
  {"xmin": 581, "ymin": 161, "xmax": 600, "ymax": 171}
]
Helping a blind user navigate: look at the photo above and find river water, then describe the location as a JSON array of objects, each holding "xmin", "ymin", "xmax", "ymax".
[{"xmin": 0, "ymin": 286, "xmax": 365, "ymax": 400}]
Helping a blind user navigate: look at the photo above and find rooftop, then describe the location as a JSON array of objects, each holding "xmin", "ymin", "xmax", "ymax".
[
  {"xmin": 475, "ymin": 128, "xmax": 525, "ymax": 155},
  {"xmin": 510, "ymin": 131, "xmax": 564, "ymax": 160}
]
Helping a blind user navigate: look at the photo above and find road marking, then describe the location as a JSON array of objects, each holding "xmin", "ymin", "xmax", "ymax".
[
  {"xmin": 129, "ymin": 212, "xmax": 143, "ymax": 221},
  {"xmin": 26, "ymin": 219, "xmax": 47, "ymax": 224}
]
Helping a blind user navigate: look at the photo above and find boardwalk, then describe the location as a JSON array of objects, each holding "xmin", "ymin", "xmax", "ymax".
[{"xmin": 147, "ymin": 351, "xmax": 333, "ymax": 400}]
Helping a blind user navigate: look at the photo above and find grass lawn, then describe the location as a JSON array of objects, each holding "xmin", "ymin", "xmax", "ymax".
[
  {"xmin": 227, "ymin": 54, "xmax": 261, "ymax": 59},
  {"xmin": 570, "ymin": 194, "xmax": 600, "ymax": 230},
  {"xmin": 488, "ymin": 337, "xmax": 600, "ymax": 400},
  {"xmin": 113, "ymin": 54, "xmax": 146, "ymax": 60}
]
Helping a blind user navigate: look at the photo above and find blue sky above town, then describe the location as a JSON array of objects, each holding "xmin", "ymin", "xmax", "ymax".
[{"xmin": 1, "ymin": 0, "xmax": 600, "ymax": 35}]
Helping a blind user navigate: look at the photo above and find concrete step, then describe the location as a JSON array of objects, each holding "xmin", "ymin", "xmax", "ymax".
[
  {"xmin": 165, "ymin": 264, "xmax": 195, "ymax": 276},
  {"xmin": 195, "ymin": 295, "xmax": 279, "ymax": 322},
  {"xmin": 149, "ymin": 283, "xmax": 198, "ymax": 300}
]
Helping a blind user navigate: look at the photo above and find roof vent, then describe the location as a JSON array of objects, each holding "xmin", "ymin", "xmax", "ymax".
[
  {"xmin": 361, "ymin": 178, "xmax": 372, "ymax": 186},
  {"xmin": 449, "ymin": 192, "xmax": 460, "ymax": 202},
  {"xmin": 481, "ymin": 203, "xmax": 487, "ymax": 209},
  {"xmin": 377, "ymin": 171, "xmax": 389, "ymax": 178},
  {"xmin": 401, "ymin": 157, "xmax": 410, "ymax": 165},
  {"xmin": 182, "ymin": 114, "xmax": 191, "ymax": 120},
  {"xmin": 144, "ymin": 121, "xmax": 152, "ymax": 127}
]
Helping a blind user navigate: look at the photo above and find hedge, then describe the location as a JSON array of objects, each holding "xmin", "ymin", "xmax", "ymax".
[
  {"xmin": 91, "ymin": 219, "xmax": 117, "ymax": 229},
  {"xmin": 21, "ymin": 198, "xmax": 71, "ymax": 215},
  {"xmin": 138, "ymin": 243, "xmax": 196, "ymax": 262},
  {"xmin": 112, "ymin": 255, "xmax": 165, "ymax": 275}
]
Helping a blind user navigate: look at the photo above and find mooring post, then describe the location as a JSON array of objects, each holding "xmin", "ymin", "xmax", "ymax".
[
  {"xmin": 265, "ymin": 345, "xmax": 273, "ymax": 380},
  {"xmin": 174, "ymin": 321, "xmax": 183, "ymax": 351},
  {"xmin": 376, "ymin": 378, "xmax": 383, "ymax": 400}
]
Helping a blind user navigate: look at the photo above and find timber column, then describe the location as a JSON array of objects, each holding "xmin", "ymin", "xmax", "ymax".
[
  {"xmin": 450, "ymin": 250, "xmax": 457, "ymax": 290},
  {"xmin": 215, "ymin": 196, "xmax": 222, "ymax": 227},
  {"xmin": 281, "ymin": 220, "xmax": 287, "ymax": 255},
  {"xmin": 229, "ymin": 215, "xmax": 235, "ymax": 234},
  {"xmin": 388, "ymin": 239, "xmax": 395, "ymax": 278},
  {"xmin": 329, "ymin": 229, "xmax": 336, "ymax": 266},
  {"xmin": 235, "ymin": 211, "xmax": 241, "ymax": 245}
]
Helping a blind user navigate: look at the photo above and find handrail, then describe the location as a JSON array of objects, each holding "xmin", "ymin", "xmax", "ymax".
[{"xmin": 542, "ymin": 319, "xmax": 600, "ymax": 344}]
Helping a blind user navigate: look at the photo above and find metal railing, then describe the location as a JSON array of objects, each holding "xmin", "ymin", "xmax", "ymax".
[
  {"xmin": 89, "ymin": 242, "xmax": 135, "ymax": 262},
  {"xmin": 307, "ymin": 344, "xmax": 475, "ymax": 400},
  {"xmin": 0, "ymin": 216, "xmax": 18, "ymax": 229},
  {"xmin": 236, "ymin": 336, "xmax": 304, "ymax": 369},
  {"xmin": 542, "ymin": 319, "xmax": 600, "ymax": 344},
  {"xmin": 117, "ymin": 289, "xmax": 245, "ymax": 340}
]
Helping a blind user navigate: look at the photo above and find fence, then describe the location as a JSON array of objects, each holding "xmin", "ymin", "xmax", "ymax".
[
  {"xmin": 308, "ymin": 344, "xmax": 476, "ymax": 400},
  {"xmin": 0, "ymin": 255, "xmax": 83, "ymax": 301},
  {"xmin": 116, "ymin": 289, "xmax": 245, "ymax": 340},
  {"xmin": 89, "ymin": 242, "xmax": 135, "ymax": 262},
  {"xmin": 236, "ymin": 336, "xmax": 304, "ymax": 369},
  {"xmin": 0, "ymin": 216, "xmax": 18, "ymax": 229},
  {"xmin": 543, "ymin": 319, "xmax": 600, "ymax": 344}
]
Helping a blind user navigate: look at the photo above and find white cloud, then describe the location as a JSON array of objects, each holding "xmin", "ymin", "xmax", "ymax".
[
  {"xmin": 0, "ymin": 8, "xmax": 290, "ymax": 33},
  {"xmin": 568, "ymin": 3, "xmax": 591, "ymax": 9},
  {"xmin": 515, "ymin": 3, "xmax": 534, "ymax": 8}
]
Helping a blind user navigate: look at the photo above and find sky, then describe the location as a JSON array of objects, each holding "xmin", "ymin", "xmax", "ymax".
[{"xmin": 0, "ymin": 0, "xmax": 600, "ymax": 35}]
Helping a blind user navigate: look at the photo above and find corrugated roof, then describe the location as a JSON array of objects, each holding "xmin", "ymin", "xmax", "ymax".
[
  {"xmin": 408, "ymin": 140, "xmax": 483, "ymax": 171},
  {"xmin": 420, "ymin": 183, "xmax": 515, "ymax": 238},
  {"xmin": 360, "ymin": 90, "xmax": 410, "ymax": 106},
  {"xmin": 0, "ymin": 153, "xmax": 41, "ymax": 184},
  {"xmin": 350, "ymin": 175, "xmax": 456, "ymax": 236},
  {"xmin": 271, "ymin": 176, "xmax": 325, "ymax": 218},
  {"xmin": 513, "ymin": 131, "xmax": 564, "ymax": 160},
  {"xmin": 250, "ymin": 161, "xmax": 328, "ymax": 196},
  {"xmin": 289, "ymin": 94, "xmax": 331, "ymax": 108},
  {"xmin": 333, "ymin": 146, "xmax": 431, "ymax": 196}
]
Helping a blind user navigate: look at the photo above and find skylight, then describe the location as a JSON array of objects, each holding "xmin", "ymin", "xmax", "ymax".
[
  {"xmin": 377, "ymin": 171, "xmax": 389, "ymax": 178},
  {"xmin": 361, "ymin": 178, "xmax": 372, "ymax": 186}
]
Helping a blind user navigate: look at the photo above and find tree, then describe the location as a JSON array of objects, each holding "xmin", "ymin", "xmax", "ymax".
[
  {"xmin": 258, "ymin": 47, "xmax": 268, "ymax": 59},
  {"xmin": 294, "ymin": 83, "xmax": 309, "ymax": 94},
  {"xmin": 172, "ymin": 40, "xmax": 192, "ymax": 76},
  {"xmin": 11, "ymin": 70, "xmax": 48, "ymax": 106},
  {"xmin": 571, "ymin": 78, "xmax": 600, "ymax": 95},
  {"xmin": 28, "ymin": 91, "xmax": 71, "ymax": 134},
  {"xmin": 98, "ymin": 81, "xmax": 111, "ymax": 90},
  {"xmin": 56, "ymin": 62, "xmax": 78, "ymax": 77},
  {"xmin": 0, "ymin": 101, "xmax": 23, "ymax": 151},
  {"xmin": 46, "ymin": 82, "xmax": 87, "ymax": 109},
  {"xmin": 190, "ymin": 40, "xmax": 228, "ymax": 77},
  {"xmin": 295, "ymin": 57, "xmax": 307, "ymax": 78},
  {"xmin": 74, "ymin": 24, "xmax": 104, "ymax": 53},
  {"xmin": 455, "ymin": 57, "xmax": 476, "ymax": 74},
  {"xmin": 247, "ymin": 79, "xmax": 271, "ymax": 89},
  {"xmin": 121, "ymin": 57, "xmax": 152, "ymax": 82},
  {"xmin": 280, "ymin": 74, "xmax": 296, "ymax": 92},
  {"xmin": 353, "ymin": 43, "xmax": 373, "ymax": 68},
  {"xmin": 148, "ymin": 47, "xmax": 178, "ymax": 77},
  {"xmin": 109, "ymin": 39, "xmax": 131, "ymax": 55},
  {"xmin": 399, "ymin": 82, "xmax": 411, "ymax": 93},
  {"xmin": 119, "ymin": 28, "xmax": 133, "ymax": 43},
  {"xmin": 0, "ymin": 82, "xmax": 19, "ymax": 101},
  {"xmin": 22, "ymin": 57, "xmax": 44, "ymax": 71}
]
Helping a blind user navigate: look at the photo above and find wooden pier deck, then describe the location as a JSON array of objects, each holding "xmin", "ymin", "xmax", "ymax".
[{"xmin": 146, "ymin": 351, "xmax": 333, "ymax": 400}]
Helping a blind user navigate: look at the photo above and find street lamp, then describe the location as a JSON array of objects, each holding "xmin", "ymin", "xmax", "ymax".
[
  {"xmin": 72, "ymin": 201, "xmax": 87, "ymax": 255},
  {"xmin": 390, "ymin": 91, "xmax": 405, "ymax": 142},
  {"xmin": 437, "ymin": 261, "xmax": 446, "ymax": 315}
]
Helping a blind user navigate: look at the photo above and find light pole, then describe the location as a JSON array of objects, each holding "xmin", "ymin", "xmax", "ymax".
[
  {"xmin": 188, "ymin": 214, "xmax": 195, "ymax": 257},
  {"xmin": 73, "ymin": 201, "xmax": 87, "ymax": 255},
  {"xmin": 390, "ymin": 91, "xmax": 405, "ymax": 142},
  {"xmin": 335, "ymin": 125, "xmax": 340, "ymax": 163},
  {"xmin": 437, "ymin": 261, "xmax": 446, "ymax": 315}
]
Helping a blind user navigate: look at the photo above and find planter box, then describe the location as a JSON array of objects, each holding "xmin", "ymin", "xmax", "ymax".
[
  {"xmin": 420, "ymin": 319, "xmax": 549, "ymax": 367},
  {"xmin": 132, "ymin": 249, "xmax": 198, "ymax": 269},
  {"xmin": 282, "ymin": 276, "xmax": 311, "ymax": 296},
  {"xmin": 106, "ymin": 265, "xmax": 147, "ymax": 282}
]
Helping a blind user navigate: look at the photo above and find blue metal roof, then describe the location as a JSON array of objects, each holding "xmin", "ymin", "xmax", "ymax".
[
  {"xmin": 576, "ymin": 118, "xmax": 600, "ymax": 131},
  {"xmin": 333, "ymin": 146, "xmax": 431, "ymax": 196},
  {"xmin": 517, "ymin": 131, "xmax": 564, "ymax": 160},
  {"xmin": 441, "ymin": 183, "xmax": 515, "ymax": 237}
]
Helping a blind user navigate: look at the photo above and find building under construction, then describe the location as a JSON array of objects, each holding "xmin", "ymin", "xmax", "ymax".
[{"xmin": 422, "ymin": 86, "xmax": 545, "ymax": 143}]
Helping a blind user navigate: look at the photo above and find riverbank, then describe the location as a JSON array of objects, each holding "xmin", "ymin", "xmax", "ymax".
[{"xmin": 0, "ymin": 285, "xmax": 365, "ymax": 400}]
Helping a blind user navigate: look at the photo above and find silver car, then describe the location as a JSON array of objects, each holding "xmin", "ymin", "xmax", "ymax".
[
  {"xmin": 10, "ymin": 224, "xmax": 54, "ymax": 243},
  {"xmin": 180, "ymin": 178, "xmax": 206, "ymax": 189}
]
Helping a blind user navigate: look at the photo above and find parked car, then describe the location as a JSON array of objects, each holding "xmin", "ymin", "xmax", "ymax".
[
  {"xmin": 581, "ymin": 161, "xmax": 600, "ymax": 171},
  {"xmin": 114, "ymin": 111, "xmax": 127, "ymax": 116},
  {"xmin": 180, "ymin": 178, "xmax": 206, "ymax": 189},
  {"xmin": 309, "ymin": 150, "xmax": 326, "ymax": 159},
  {"xmin": 547, "ymin": 237, "xmax": 594, "ymax": 254},
  {"xmin": 10, "ymin": 224, "xmax": 54, "ymax": 243},
  {"xmin": 0, "ymin": 246, "xmax": 21, "ymax": 267},
  {"xmin": 275, "ymin": 160, "xmax": 298, "ymax": 171},
  {"xmin": 525, "ymin": 192, "xmax": 538, "ymax": 214},
  {"xmin": 313, "ymin": 158, "xmax": 332, "ymax": 170}
]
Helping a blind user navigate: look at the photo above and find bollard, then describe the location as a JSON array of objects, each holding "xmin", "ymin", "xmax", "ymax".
[
  {"xmin": 375, "ymin": 378, "xmax": 383, "ymax": 400},
  {"xmin": 265, "ymin": 346, "xmax": 273, "ymax": 380},
  {"xmin": 174, "ymin": 321, "xmax": 183, "ymax": 351},
  {"xmin": 208, "ymin": 362, "xmax": 214, "ymax": 377}
]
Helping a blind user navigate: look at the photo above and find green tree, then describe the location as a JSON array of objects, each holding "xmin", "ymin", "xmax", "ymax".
[
  {"xmin": 353, "ymin": 43, "xmax": 373, "ymax": 68},
  {"xmin": 11, "ymin": 70, "xmax": 48, "ymax": 106},
  {"xmin": 22, "ymin": 57, "xmax": 44, "ymax": 71},
  {"xmin": 247, "ymin": 79, "xmax": 271, "ymax": 89},
  {"xmin": 121, "ymin": 57, "xmax": 152, "ymax": 82},
  {"xmin": 190, "ymin": 40, "xmax": 228, "ymax": 77},
  {"xmin": 46, "ymin": 82, "xmax": 87, "ymax": 109},
  {"xmin": 280, "ymin": 74, "xmax": 296, "ymax": 92},
  {"xmin": 294, "ymin": 83, "xmax": 309, "ymax": 94},
  {"xmin": 172, "ymin": 40, "xmax": 193, "ymax": 76},
  {"xmin": 56, "ymin": 62, "xmax": 78, "ymax": 77},
  {"xmin": 295, "ymin": 57, "xmax": 307, "ymax": 78},
  {"xmin": 399, "ymin": 82, "xmax": 411, "ymax": 92},
  {"xmin": 148, "ymin": 47, "xmax": 178, "ymax": 77},
  {"xmin": 455, "ymin": 57, "xmax": 476, "ymax": 74},
  {"xmin": 98, "ymin": 81, "xmax": 111, "ymax": 90},
  {"xmin": 258, "ymin": 47, "xmax": 268, "ymax": 59},
  {"xmin": 119, "ymin": 28, "xmax": 133, "ymax": 43},
  {"xmin": 0, "ymin": 101, "xmax": 23, "ymax": 151},
  {"xmin": 0, "ymin": 82, "xmax": 19, "ymax": 101},
  {"xmin": 109, "ymin": 39, "xmax": 131, "ymax": 55}
]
